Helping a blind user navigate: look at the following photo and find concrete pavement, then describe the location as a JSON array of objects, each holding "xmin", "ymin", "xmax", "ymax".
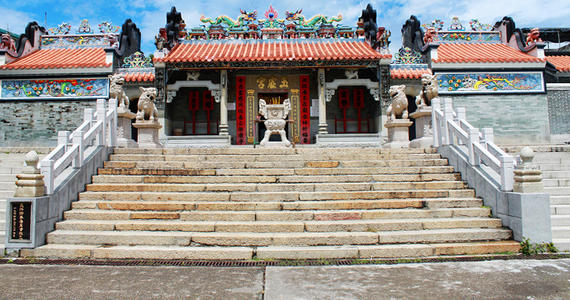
[{"xmin": 0, "ymin": 259, "xmax": 569, "ymax": 299}]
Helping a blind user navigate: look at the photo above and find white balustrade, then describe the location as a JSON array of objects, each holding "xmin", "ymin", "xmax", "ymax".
[
  {"xmin": 432, "ymin": 98, "xmax": 514, "ymax": 191},
  {"xmin": 40, "ymin": 99, "xmax": 118, "ymax": 194}
]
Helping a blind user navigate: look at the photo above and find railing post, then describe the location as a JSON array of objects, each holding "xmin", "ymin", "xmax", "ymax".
[
  {"xmin": 432, "ymin": 98, "xmax": 440, "ymax": 148},
  {"xmin": 84, "ymin": 108, "xmax": 94, "ymax": 125},
  {"xmin": 442, "ymin": 98, "xmax": 454, "ymax": 145},
  {"xmin": 108, "ymin": 98, "xmax": 118, "ymax": 147},
  {"xmin": 40, "ymin": 159, "xmax": 54, "ymax": 194},
  {"xmin": 57, "ymin": 131, "xmax": 70, "ymax": 151},
  {"xmin": 482, "ymin": 128, "xmax": 494, "ymax": 149},
  {"xmin": 500, "ymin": 155, "xmax": 515, "ymax": 191},
  {"xmin": 96, "ymin": 99, "xmax": 107, "ymax": 146},
  {"xmin": 73, "ymin": 130, "xmax": 84, "ymax": 168},
  {"xmin": 456, "ymin": 108, "xmax": 466, "ymax": 145},
  {"xmin": 467, "ymin": 127, "xmax": 480, "ymax": 166}
]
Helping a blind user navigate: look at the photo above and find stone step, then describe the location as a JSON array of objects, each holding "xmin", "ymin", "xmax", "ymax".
[
  {"xmin": 112, "ymin": 147, "xmax": 438, "ymax": 155},
  {"xmin": 550, "ymin": 196, "xmax": 570, "ymax": 205},
  {"xmin": 544, "ymin": 179, "xmax": 570, "ymax": 188},
  {"xmin": 21, "ymin": 241, "xmax": 521, "ymax": 260},
  {"xmin": 551, "ymin": 205, "xmax": 570, "ymax": 215},
  {"xmin": 0, "ymin": 160, "xmax": 25, "ymax": 168},
  {"xmin": 544, "ymin": 187, "xmax": 570, "ymax": 195},
  {"xmin": 0, "ymin": 167, "xmax": 22, "ymax": 174},
  {"xmin": 64, "ymin": 207, "xmax": 491, "ymax": 221},
  {"xmin": 55, "ymin": 218, "xmax": 502, "ymax": 233},
  {"xmin": 551, "ymin": 215, "xmax": 570, "ymax": 226},
  {"xmin": 77, "ymin": 190, "xmax": 475, "ymax": 202},
  {"xmin": 84, "ymin": 181, "xmax": 468, "ymax": 193},
  {"xmin": 552, "ymin": 226, "xmax": 570, "ymax": 239},
  {"xmin": 552, "ymin": 239, "xmax": 570, "ymax": 252},
  {"xmin": 542, "ymin": 171, "xmax": 570, "ymax": 179},
  {"xmin": 98, "ymin": 166, "xmax": 457, "ymax": 176},
  {"xmin": 71, "ymin": 198, "xmax": 482, "ymax": 211},
  {"xmin": 0, "ymin": 182, "xmax": 16, "ymax": 190},
  {"xmin": 103, "ymin": 159, "xmax": 450, "ymax": 169},
  {"xmin": 45, "ymin": 228, "xmax": 511, "ymax": 247},
  {"xmin": 533, "ymin": 153, "xmax": 570, "ymax": 163},
  {"xmin": 92, "ymin": 173, "xmax": 463, "ymax": 184},
  {"xmin": 109, "ymin": 153, "xmax": 444, "ymax": 162}
]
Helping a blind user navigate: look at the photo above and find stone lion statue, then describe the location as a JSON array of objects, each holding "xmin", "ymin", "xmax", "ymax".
[
  {"xmin": 136, "ymin": 87, "xmax": 159, "ymax": 122},
  {"xmin": 109, "ymin": 74, "xmax": 129, "ymax": 109},
  {"xmin": 415, "ymin": 74, "xmax": 438, "ymax": 109},
  {"xmin": 386, "ymin": 85, "xmax": 408, "ymax": 121},
  {"xmin": 0, "ymin": 34, "xmax": 16, "ymax": 53},
  {"xmin": 526, "ymin": 28, "xmax": 542, "ymax": 44}
]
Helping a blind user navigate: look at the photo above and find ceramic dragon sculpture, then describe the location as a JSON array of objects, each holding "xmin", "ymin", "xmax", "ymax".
[
  {"xmin": 200, "ymin": 9, "xmax": 257, "ymax": 28},
  {"xmin": 285, "ymin": 10, "xmax": 342, "ymax": 28}
]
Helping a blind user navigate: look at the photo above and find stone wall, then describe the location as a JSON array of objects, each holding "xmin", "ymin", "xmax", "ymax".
[
  {"xmin": 450, "ymin": 94, "xmax": 550, "ymax": 144},
  {"xmin": 0, "ymin": 100, "xmax": 96, "ymax": 147},
  {"xmin": 546, "ymin": 85, "xmax": 570, "ymax": 137}
]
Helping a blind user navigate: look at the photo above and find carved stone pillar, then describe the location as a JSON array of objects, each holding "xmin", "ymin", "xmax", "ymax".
[
  {"xmin": 219, "ymin": 70, "xmax": 229, "ymax": 136},
  {"xmin": 317, "ymin": 68, "xmax": 328, "ymax": 134},
  {"xmin": 513, "ymin": 147, "xmax": 544, "ymax": 193},
  {"xmin": 14, "ymin": 151, "xmax": 45, "ymax": 197}
]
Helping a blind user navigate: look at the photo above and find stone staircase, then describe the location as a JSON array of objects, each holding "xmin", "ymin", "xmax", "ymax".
[
  {"xmin": 22, "ymin": 147, "xmax": 519, "ymax": 260},
  {"xmin": 535, "ymin": 151, "xmax": 570, "ymax": 251}
]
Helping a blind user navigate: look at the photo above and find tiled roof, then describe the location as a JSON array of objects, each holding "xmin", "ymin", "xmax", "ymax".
[
  {"xmin": 546, "ymin": 55, "xmax": 570, "ymax": 72},
  {"xmin": 155, "ymin": 39, "xmax": 389, "ymax": 64},
  {"xmin": 433, "ymin": 43, "xmax": 544, "ymax": 64},
  {"xmin": 123, "ymin": 72, "xmax": 155, "ymax": 82},
  {"xmin": 391, "ymin": 67, "xmax": 432, "ymax": 79},
  {"xmin": 1, "ymin": 48, "xmax": 110, "ymax": 70}
]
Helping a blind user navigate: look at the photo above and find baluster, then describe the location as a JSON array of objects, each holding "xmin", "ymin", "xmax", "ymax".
[
  {"xmin": 40, "ymin": 159, "xmax": 54, "ymax": 194},
  {"xmin": 442, "ymin": 98, "xmax": 454, "ymax": 145},
  {"xmin": 431, "ymin": 98, "xmax": 440, "ymax": 147},
  {"xmin": 58, "ymin": 131, "xmax": 70, "ymax": 151},
  {"xmin": 467, "ymin": 127, "xmax": 480, "ymax": 166},
  {"xmin": 482, "ymin": 128, "xmax": 494, "ymax": 150},
  {"xmin": 456, "ymin": 108, "xmax": 466, "ymax": 145},
  {"xmin": 96, "ymin": 99, "xmax": 107, "ymax": 146},
  {"xmin": 73, "ymin": 130, "xmax": 84, "ymax": 168},
  {"xmin": 108, "ymin": 98, "xmax": 118, "ymax": 147}
]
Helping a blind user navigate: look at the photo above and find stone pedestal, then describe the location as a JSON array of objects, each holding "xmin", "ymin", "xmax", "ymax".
[
  {"xmin": 133, "ymin": 121, "xmax": 162, "ymax": 148},
  {"xmin": 384, "ymin": 119, "xmax": 412, "ymax": 149},
  {"xmin": 409, "ymin": 108, "xmax": 433, "ymax": 148},
  {"xmin": 14, "ymin": 151, "xmax": 45, "ymax": 197},
  {"xmin": 513, "ymin": 147, "xmax": 544, "ymax": 193},
  {"xmin": 117, "ymin": 110, "xmax": 137, "ymax": 148}
]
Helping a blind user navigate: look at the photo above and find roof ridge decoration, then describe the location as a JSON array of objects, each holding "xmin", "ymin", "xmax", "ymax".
[
  {"xmin": 41, "ymin": 20, "xmax": 121, "ymax": 49},
  {"xmin": 77, "ymin": 19, "xmax": 92, "ymax": 34},
  {"xmin": 98, "ymin": 21, "xmax": 120, "ymax": 34},
  {"xmin": 122, "ymin": 51, "xmax": 153, "ymax": 68},
  {"xmin": 392, "ymin": 47, "xmax": 424, "ymax": 64},
  {"xmin": 420, "ymin": 17, "xmax": 500, "ymax": 44}
]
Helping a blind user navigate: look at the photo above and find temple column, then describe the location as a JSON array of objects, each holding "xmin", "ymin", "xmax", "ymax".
[
  {"xmin": 219, "ymin": 70, "xmax": 229, "ymax": 136},
  {"xmin": 318, "ymin": 68, "xmax": 328, "ymax": 134}
]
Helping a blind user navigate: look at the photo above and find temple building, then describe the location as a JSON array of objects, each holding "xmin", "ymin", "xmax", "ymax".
[
  {"xmin": 0, "ymin": 19, "xmax": 152, "ymax": 146},
  {"xmin": 152, "ymin": 5, "xmax": 391, "ymax": 147}
]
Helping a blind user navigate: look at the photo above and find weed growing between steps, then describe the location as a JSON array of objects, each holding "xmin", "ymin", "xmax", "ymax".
[
  {"xmin": 519, "ymin": 238, "xmax": 558, "ymax": 255},
  {"xmin": 2, "ymin": 254, "xmax": 570, "ymax": 267}
]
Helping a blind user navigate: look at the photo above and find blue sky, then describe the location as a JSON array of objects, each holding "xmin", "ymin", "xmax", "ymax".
[{"xmin": 1, "ymin": 0, "xmax": 568, "ymax": 56}]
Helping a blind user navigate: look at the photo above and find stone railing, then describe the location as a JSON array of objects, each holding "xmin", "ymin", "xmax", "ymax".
[
  {"xmin": 40, "ymin": 99, "xmax": 117, "ymax": 194},
  {"xmin": 432, "ymin": 98, "xmax": 515, "ymax": 191}
]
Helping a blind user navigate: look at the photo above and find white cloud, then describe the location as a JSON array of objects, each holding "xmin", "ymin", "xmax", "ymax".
[{"xmin": 0, "ymin": 7, "xmax": 37, "ymax": 33}]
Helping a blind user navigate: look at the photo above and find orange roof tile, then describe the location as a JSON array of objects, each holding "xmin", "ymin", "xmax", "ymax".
[
  {"xmin": 123, "ymin": 72, "xmax": 155, "ymax": 82},
  {"xmin": 546, "ymin": 55, "xmax": 570, "ymax": 72},
  {"xmin": 1, "ymin": 48, "xmax": 110, "ymax": 70},
  {"xmin": 433, "ymin": 43, "xmax": 544, "ymax": 64},
  {"xmin": 155, "ymin": 39, "xmax": 389, "ymax": 64},
  {"xmin": 391, "ymin": 67, "xmax": 432, "ymax": 79}
]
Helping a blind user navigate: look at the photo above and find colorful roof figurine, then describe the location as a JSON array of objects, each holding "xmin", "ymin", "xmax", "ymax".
[
  {"xmin": 117, "ymin": 51, "xmax": 155, "ymax": 83},
  {"xmin": 390, "ymin": 47, "xmax": 431, "ymax": 79}
]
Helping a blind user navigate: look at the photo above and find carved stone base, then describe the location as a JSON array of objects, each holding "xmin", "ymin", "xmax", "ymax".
[
  {"xmin": 384, "ymin": 119, "xmax": 413, "ymax": 149},
  {"xmin": 410, "ymin": 108, "xmax": 433, "ymax": 148},
  {"xmin": 14, "ymin": 174, "xmax": 45, "ymax": 197},
  {"xmin": 133, "ymin": 121, "xmax": 162, "ymax": 148},
  {"xmin": 117, "ymin": 112, "xmax": 137, "ymax": 148}
]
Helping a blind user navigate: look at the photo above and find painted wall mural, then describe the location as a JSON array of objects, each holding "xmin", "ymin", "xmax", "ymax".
[
  {"xmin": 437, "ymin": 72, "xmax": 544, "ymax": 94},
  {"xmin": 1, "ymin": 78, "xmax": 109, "ymax": 99}
]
